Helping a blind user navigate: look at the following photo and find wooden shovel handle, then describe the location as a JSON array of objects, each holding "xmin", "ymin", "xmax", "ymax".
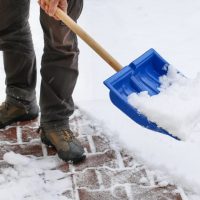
[{"xmin": 53, "ymin": 7, "xmax": 123, "ymax": 72}]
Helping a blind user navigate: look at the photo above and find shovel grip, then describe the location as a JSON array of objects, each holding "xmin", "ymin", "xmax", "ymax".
[{"xmin": 52, "ymin": 6, "xmax": 123, "ymax": 72}]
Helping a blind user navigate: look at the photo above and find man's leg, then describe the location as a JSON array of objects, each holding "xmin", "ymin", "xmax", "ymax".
[
  {"xmin": 40, "ymin": 0, "xmax": 83, "ymax": 128},
  {"xmin": 39, "ymin": 0, "xmax": 85, "ymax": 163},
  {"xmin": 0, "ymin": 0, "xmax": 39, "ymax": 128}
]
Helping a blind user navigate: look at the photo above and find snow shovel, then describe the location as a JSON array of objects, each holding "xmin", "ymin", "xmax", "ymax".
[{"xmin": 52, "ymin": 6, "xmax": 177, "ymax": 139}]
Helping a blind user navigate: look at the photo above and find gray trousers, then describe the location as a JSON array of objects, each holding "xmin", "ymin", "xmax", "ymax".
[{"xmin": 0, "ymin": 0, "xmax": 83, "ymax": 129}]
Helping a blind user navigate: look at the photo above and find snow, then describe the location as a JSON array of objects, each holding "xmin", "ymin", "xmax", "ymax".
[
  {"xmin": 0, "ymin": 152, "xmax": 71, "ymax": 200},
  {"xmin": 3, "ymin": 151, "xmax": 30, "ymax": 166},
  {"xmin": 128, "ymin": 65, "xmax": 200, "ymax": 141},
  {"xmin": 139, "ymin": 177, "xmax": 149, "ymax": 185},
  {"xmin": 1, "ymin": 0, "xmax": 200, "ymax": 199}
]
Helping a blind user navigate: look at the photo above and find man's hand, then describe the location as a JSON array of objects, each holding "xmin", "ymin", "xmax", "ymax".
[{"xmin": 38, "ymin": 0, "xmax": 68, "ymax": 20}]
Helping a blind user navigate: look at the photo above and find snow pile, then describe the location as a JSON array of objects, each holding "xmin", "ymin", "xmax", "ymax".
[
  {"xmin": 0, "ymin": 152, "xmax": 71, "ymax": 200},
  {"xmin": 128, "ymin": 66, "xmax": 200, "ymax": 141}
]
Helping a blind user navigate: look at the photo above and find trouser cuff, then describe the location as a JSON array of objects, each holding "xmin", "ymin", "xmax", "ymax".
[
  {"xmin": 40, "ymin": 120, "xmax": 70, "ymax": 132},
  {"xmin": 6, "ymin": 87, "xmax": 36, "ymax": 102},
  {"xmin": 6, "ymin": 95, "xmax": 37, "ymax": 111}
]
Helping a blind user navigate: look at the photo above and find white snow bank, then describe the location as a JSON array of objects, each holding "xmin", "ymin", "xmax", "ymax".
[
  {"xmin": 128, "ymin": 66, "xmax": 200, "ymax": 141},
  {"xmin": 0, "ymin": 152, "xmax": 71, "ymax": 200}
]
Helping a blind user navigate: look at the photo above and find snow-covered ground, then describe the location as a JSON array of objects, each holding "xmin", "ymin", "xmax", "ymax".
[
  {"xmin": 1, "ymin": 0, "xmax": 200, "ymax": 199},
  {"xmin": 1, "ymin": 152, "xmax": 69, "ymax": 200}
]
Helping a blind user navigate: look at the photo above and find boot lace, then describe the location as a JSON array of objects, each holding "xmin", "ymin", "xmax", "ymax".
[
  {"xmin": 62, "ymin": 130, "xmax": 75, "ymax": 142},
  {"xmin": 37, "ymin": 127, "xmax": 75, "ymax": 142}
]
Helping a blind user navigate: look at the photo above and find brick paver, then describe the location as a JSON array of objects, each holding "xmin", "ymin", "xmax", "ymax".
[{"xmin": 0, "ymin": 108, "xmax": 184, "ymax": 200}]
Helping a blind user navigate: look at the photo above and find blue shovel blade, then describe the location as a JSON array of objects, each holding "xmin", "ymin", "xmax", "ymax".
[{"xmin": 104, "ymin": 48, "xmax": 179, "ymax": 140}]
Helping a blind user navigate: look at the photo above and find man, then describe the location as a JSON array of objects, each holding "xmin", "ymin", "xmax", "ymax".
[{"xmin": 0, "ymin": 0, "xmax": 85, "ymax": 163}]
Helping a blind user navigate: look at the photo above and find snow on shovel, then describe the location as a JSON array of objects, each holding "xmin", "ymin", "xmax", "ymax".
[{"xmin": 49, "ymin": 4, "xmax": 177, "ymax": 139}]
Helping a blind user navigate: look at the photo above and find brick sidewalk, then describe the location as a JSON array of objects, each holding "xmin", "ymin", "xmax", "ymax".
[{"xmin": 0, "ymin": 108, "xmax": 183, "ymax": 200}]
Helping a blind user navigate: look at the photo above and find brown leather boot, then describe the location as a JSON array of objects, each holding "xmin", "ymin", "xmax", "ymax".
[
  {"xmin": 0, "ymin": 101, "xmax": 39, "ymax": 129},
  {"xmin": 39, "ymin": 128, "xmax": 86, "ymax": 164}
]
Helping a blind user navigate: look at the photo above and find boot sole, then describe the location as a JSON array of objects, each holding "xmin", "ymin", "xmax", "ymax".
[
  {"xmin": 0, "ymin": 113, "xmax": 39, "ymax": 129},
  {"xmin": 41, "ymin": 133, "xmax": 86, "ymax": 164}
]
